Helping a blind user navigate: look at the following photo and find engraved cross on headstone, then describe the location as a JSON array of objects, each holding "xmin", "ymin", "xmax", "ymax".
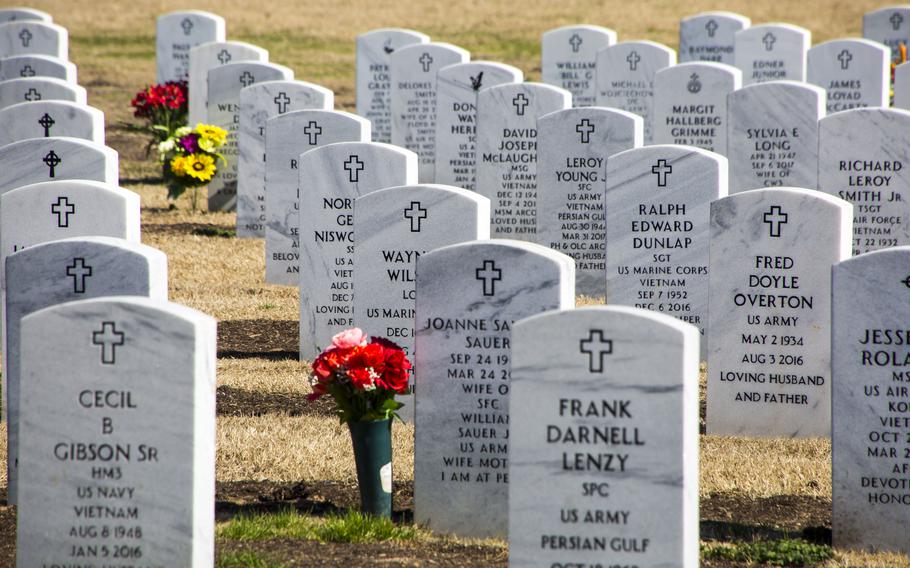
[
  {"xmin": 66, "ymin": 257, "xmax": 93, "ymax": 293},
  {"xmin": 512, "ymin": 93, "xmax": 529, "ymax": 116},
  {"xmin": 51, "ymin": 196, "xmax": 75, "ymax": 227},
  {"xmin": 404, "ymin": 201, "xmax": 428, "ymax": 232},
  {"xmin": 19, "ymin": 64, "xmax": 35, "ymax": 77},
  {"xmin": 273, "ymin": 91, "xmax": 291, "ymax": 113},
  {"xmin": 576, "ymin": 118, "xmax": 595, "ymax": 143},
  {"xmin": 43, "ymin": 150, "xmax": 61, "ymax": 177},
  {"xmin": 763, "ymin": 33, "xmax": 777, "ymax": 51},
  {"xmin": 18, "ymin": 28, "xmax": 31, "ymax": 47},
  {"xmin": 763, "ymin": 205, "xmax": 788, "ymax": 238},
  {"xmin": 38, "ymin": 113, "xmax": 55, "ymax": 136},
  {"xmin": 181, "ymin": 18, "xmax": 194, "ymax": 35},
  {"xmin": 838, "ymin": 49, "xmax": 853, "ymax": 70},
  {"xmin": 892, "ymin": 12, "xmax": 905, "ymax": 31},
  {"xmin": 706, "ymin": 19, "xmax": 719, "ymax": 38},
  {"xmin": 627, "ymin": 50, "xmax": 641, "ymax": 71},
  {"xmin": 217, "ymin": 49, "xmax": 232, "ymax": 64},
  {"xmin": 580, "ymin": 329, "xmax": 613, "ymax": 373},
  {"xmin": 24, "ymin": 88, "xmax": 40, "ymax": 101},
  {"xmin": 239, "ymin": 71, "xmax": 255, "ymax": 87},
  {"xmin": 902, "ymin": 275, "xmax": 910, "ymax": 302},
  {"xmin": 343, "ymin": 155, "xmax": 364, "ymax": 182},
  {"xmin": 92, "ymin": 321, "xmax": 124, "ymax": 365},
  {"xmin": 651, "ymin": 159, "xmax": 672, "ymax": 187},
  {"xmin": 475, "ymin": 260, "xmax": 502, "ymax": 296},
  {"xmin": 304, "ymin": 121, "xmax": 322, "ymax": 145},
  {"xmin": 569, "ymin": 33, "xmax": 583, "ymax": 53},
  {"xmin": 419, "ymin": 52, "xmax": 434, "ymax": 72}
]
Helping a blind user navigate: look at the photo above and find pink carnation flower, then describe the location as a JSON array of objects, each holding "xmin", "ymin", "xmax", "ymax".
[{"xmin": 329, "ymin": 327, "xmax": 368, "ymax": 350}]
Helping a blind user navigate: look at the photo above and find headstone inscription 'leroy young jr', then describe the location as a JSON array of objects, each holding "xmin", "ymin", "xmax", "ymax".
[
  {"xmin": 0, "ymin": 77, "xmax": 86, "ymax": 110},
  {"xmin": 707, "ymin": 188, "xmax": 852, "ymax": 437},
  {"xmin": 541, "ymin": 25, "xmax": 616, "ymax": 107},
  {"xmin": 735, "ymin": 23, "xmax": 810, "ymax": 85},
  {"xmin": 831, "ymin": 247, "xmax": 910, "ymax": 554},
  {"xmin": 206, "ymin": 61, "xmax": 293, "ymax": 212},
  {"xmin": 434, "ymin": 61, "xmax": 523, "ymax": 191},
  {"xmin": 818, "ymin": 108, "xmax": 910, "ymax": 257},
  {"xmin": 16, "ymin": 297, "xmax": 216, "ymax": 567},
  {"xmin": 0, "ymin": 100, "xmax": 104, "ymax": 146},
  {"xmin": 298, "ymin": 142, "xmax": 416, "ymax": 361},
  {"xmin": 0, "ymin": 21, "xmax": 67, "ymax": 60},
  {"xmin": 237, "ymin": 80, "xmax": 334, "ymax": 238},
  {"xmin": 265, "ymin": 110, "xmax": 370, "ymax": 286},
  {"xmin": 727, "ymin": 81, "xmax": 825, "ymax": 193},
  {"xmin": 0, "ymin": 136, "xmax": 118, "ymax": 194},
  {"xmin": 156, "ymin": 10, "xmax": 225, "ymax": 83},
  {"xmin": 475, "ymin": 82, "xmax": 571, "ymax": 241},
  {"xmin": 0, "ymin": 54, "xmax": 77, "ymax": 83},
  {"xmin": 606, "ymin": 145, "xmax": 727, "ymax": 359},
  {"xmin": 390, "ymin": 42, "xmax": 469, "ymax": 183},
  {"xmin": 187, "ymin": 40, "xmax": 269, "ymax": 127},
  {"xmin": 509, "ymin": 306, "xmax": 700, "ymax": 567},
  {"xmin": 356, "ymin": 28, "xmax": 429, "ymax": 144},
  {"xmin": 864, "ymin": 6, "xmax": 910, "ymax": 64},
  {"xmin": 413, "ymin": 240, "xmax": 575, "ymax": 538},
  {"xmin": 807, "ymin": 39, "xmax": 889, "ymax": 113},
  {"xmin": 652, "ymin": 61, "xmax": 741, "ymax": 154},
  {"xmin": 679, "ymin": 11, "xmax": 751, "ymax": 64},
  {"xmin": 595, "ymin": 40, "xmax": 676, "ymax": 144},
  {"xmin": 536, "ymin": 107, "xmax": 642, "ymax": 298}
]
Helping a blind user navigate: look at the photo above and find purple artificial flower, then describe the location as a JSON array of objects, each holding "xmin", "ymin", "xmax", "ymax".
[{"xmin": 179, "ymin": 133, "xmax": 200, "ymax": 154}]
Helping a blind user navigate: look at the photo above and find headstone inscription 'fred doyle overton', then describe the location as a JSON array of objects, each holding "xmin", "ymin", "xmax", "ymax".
[
  {"xmin": 832, "ymin": 247, "xmax": 910, "ymax": 554},
  {"xmin": 864, "ymin": 6, "xmax": 910, "ymax": 64},
  {"xmin": 156, "ymin": 10, "xmax": 225, "ymax": 83},
  {"xmin": 0, "ymin": 54, "xmax": 77, "ymax": 83},
  {"xmin": 679, "ymin": 11, "xmax": 751, "ymax": 64},
  {"xmin": 0, "ymin": 21, "xmax": 67, "ymax": 59},
  {"xmin": 735, "ymin": 23, "xmax": 810, "ymax": 85},
  {"xmin": 0, "ymin": 137, "xmax": 118, "ymax": 194},
  {"xmin": 298, "ymin": 142, "xmax": 417, "ymax": 361},
  {"xmin": 188, "ymin": 40, "xmax": 269, "ymax": 127},
  {"xmin": 0, "ymin": 100, "xmax": 104, "ymax": 146},
  {"xmin": 541, "ymin": 25, "xmax": 616, "ymax": 107},
  {"xmin": 818, "ymin": 108, "xmax": 910, "ymax": 256},
  {"xmin": 727, "ymin": 81, "xmax": 825, "ymax": 193},
  {"xmin": 434, "ymin": 61, "xmax": 523, "ymax": 191},
  {"xmin": 475, "ymin": 82, "xmax": 571, "ymax": 241},
  {"xmin": 707, "ymin": 188, "xmax": 852, "ymax": 437},
  {"xmin": 356, "ymin": 28, "xmax": 429, "ymax": 144},
  {"xmin": 509, "ymin": 306, "xmax": 700, "ymax": 567},
  {"xmin": 414, "ymin": 240, "xmax": 575, "ymax": 538},
  {"xmin": 536, "ymin": 107, "xmax": 642, "ymax": 297},
  {"xmin": 807, "ymin": 39, "xmax": 889, "ymax": 113},
  {"xmin": 16, "ymin": 297, "xmax": 216, "ymax": 567},
  {"xmin": 0, "ymin": 76, "xmax": 86, "ymax": 110}
]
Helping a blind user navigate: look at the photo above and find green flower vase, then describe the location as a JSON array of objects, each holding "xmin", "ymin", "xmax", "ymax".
[{"xmin": 348, "ymin": 418, "xmax": 393, "ymax": 518}]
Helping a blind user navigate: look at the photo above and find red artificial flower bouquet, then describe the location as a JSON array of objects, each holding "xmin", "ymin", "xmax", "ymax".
[{"xmin": 125, "ymin": 81, "xmax": 189, "ymax": 152}]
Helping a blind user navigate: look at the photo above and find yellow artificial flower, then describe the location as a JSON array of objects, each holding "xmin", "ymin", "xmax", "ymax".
[
  {"xmin": 184, "ymin": 153, "xmax": 217, "ymax": 182},
  {"xmin": 195, "ymin": 123, "xmax": 227, "ymax": 150},
  {"xmin": 170, "ymin": 154, "xmax": 189, "ymax": 177}
]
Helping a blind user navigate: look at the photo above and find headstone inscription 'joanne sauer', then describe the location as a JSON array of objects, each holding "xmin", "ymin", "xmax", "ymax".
[
  {"xmin": 863, "ymin": 6, "xmax": 910, "ymax": 64},
  {"xmin": 727, "ymin": 80, "xmax": 825, "ymax": 193},
  {"xmin": 0, "ymin": 136, "xmax": 118, "ymax": 194},
  {"xmin": 356, "ymin": 28, "xmax": 429, "ymax": 144},
  {"xmin": 818, "ymin": 107, "xmax": 910, "ymax": 256},
  {"xmin": 541, "ymin": 25, "xmax": 616, "ymax": 107},
  {"xmin": 390, "ymin": 42, "xmax": 469, "ymax": 183},
  {"xmin": 807, "ymin": 39, "xmax": 889, "ymax": 113},
  {"xmin": 606, "ymin": 144, "xmax": 726, "ymax": 359},
  {"xmin": 237, "ymin": 80, "xmax": 333, "ymax": 237},
  {"xmin": 509, "ymin": 306, "xmax": 699, "ymax": 567},
  {"xmin": 0, "ymin": 100, "xmax": 104, "ymax": 146},
  {"xmin": 475, "ymin": 82, "xmax": 571, "ymax": 241},
  {"xmin": 0, "ymin": 76, "xmax": 86, "ymax": 110},
  {"xmin": 298, "ymin": 142, "xmax": 417, "ymax": 361},
  {"xmin": 156, "ymin": 10, "xmax": 225, "ymax": 83},
  {"xmin": 414, "ymin": 240, "xmax": 575, "ymax": 538},
  {"xmin": 735, "ymin": 23, "xmax": 810, "ymax": 85},
  {"xmin": 0, "ymin": 21, "xmax": 67, "ymax": 60},
  {"xmin": 831, "ymin": 247, "xmax": 910, "ymax": 554},
  {"xmin": 0, "ymin": 54, "xmax": 77, "ymax": 83},
  {"xmin": 536, "ymin": 106, "xmax": 642, "ymax": 298},
  {"xmin": 188, "ymin": 40, "xmax": 269, "ymax": 127},
  {"xmin": 16, "ymin": 297, "xmax": 216, "ymax": 567},
  {"xmin": 435, "ymin": 61, "xmax": 522, "ymax": 191},
  {"xmin": 679, "ymin": 11, "xmax": 751, "ymax": 64},
  {"xmin": 707, "ymin": 187, "xmax": 852, "ymax": 437}
]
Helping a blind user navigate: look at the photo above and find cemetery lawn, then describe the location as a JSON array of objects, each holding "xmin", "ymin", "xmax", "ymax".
[{"xmin": 0, "ymin": 0, "xmax": 909, "ymax": 565}]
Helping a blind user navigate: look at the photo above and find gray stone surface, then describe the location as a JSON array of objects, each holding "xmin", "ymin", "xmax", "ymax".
[
  {"xmin": 265, "ymin": 110, "xmax": 370, "ymax": 286},
  {"xmin": 237, "ymin": 80, "xmax": 333, "ymax": 237},
  {"xmin": 895, "ymin": 61, "xmax": 910, "ymax": 109},
  {"xmin": 207, "ymin": 61, "xmax": 293, "ymax": 212},
  {"xmin": 727, "ymin": 81, "xmax": 825, "ymax": 192},
  {"xmin": 156, "ymin": 10, "xmax": 225, "ymax": 83},
  {"xmin": 652, "ymin": 61, "xmax": 740, "ymax": 154},
  {"xmin": 0, "ymin": 21, "xmax": 66, "ymax": 59},
  {"xmin": 707, "ymin": 187, "xmax": 852, "ymax": 437},
  {"xmin": 595, "ymin": 40, "xmax": 676, "ymax": 143},
  {"xmin": 807, "ymin": 39, "xmax": 889, "ymax": 113},
  {"xmin": 735, "ymin": 23, "xmax": 810, "ymax": 85},
  {"xmin": 509, "ymin": 306, "xmax": 700, "ymax": 567},
  {"xmin": 16, "ymin": 297, "xmax": 216, "ymax": 566},
  {"xmin": 0, "ymin": 76, "xmax": 86, "ymax": 109},
  {"xmin": 414, "ymin": 239, "xmax": 575, "ymax": 538},
  {"xmin": 679, "ymin": 11, "xmax": 751, "ymax": 64},
  {"xmin": 356, "ymin": 28, "xmax": 429, "ymax": 143},
  {"xmin": 0, "ymin": 137, "xmax": 118, "ymax": 194},
  {"xmin": 475, "ymin": 82, "xmax": 571, "ymax": 240},
  {"xmin": 390, "ymin": 42, "xmax": 469, "ymax": 183},
  {"xmin": 298, "ymin": 142, "xmax": 416, "ymax": 360},
  {"xmin": 831, "ymin": 246, "xmax": 910, "ymax": 554},
  {"xmin": 435, "ymin": 61, "xmax": 522, "ymax": 190},
  {"xmin": 188, "ymin": 40, "xmax": 268, "ymax": 127},
  {"xmin": 0, "ymin": 54, "xmax": 76, "ymax": 83},
  {"xmin": 818, "ymin": 107, "xmax": 910, "ymax": 256},
  {"xmin": 536, "ymin": 106, "xmax": 641, "ymax": 297},
  {"xmin": 0, "ymin": 100, "xmax": 104, "ymax": 146},
  {"xmin": 541, "ymin": 25, "xmax": 616, "ymax": 107},
  {"xmin": 0, "ymin": 8, "xmax": 51, "ymax": 23},
  {"xmin": 863, "ymin": 5, "xmax": 910, "ymax": 64}
]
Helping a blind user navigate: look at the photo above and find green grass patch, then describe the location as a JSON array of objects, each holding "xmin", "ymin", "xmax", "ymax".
[
  {"xmin": 216, "ymin": 550, "xmax": 285, "ymax": 568},
  {"xmin": 218, "ymin": 509, "xmax": 423, "ymax": 544},
  {"xmin": 701, "ymin": 539, "xmax": 835, "ymax": 566},
  {"xmin": 193, "ymin": 226, "xmax": 236, "ymax": 238},
  {"xmin": 315, "ymin": 510, "xmax": 422, "ymax": 543}
]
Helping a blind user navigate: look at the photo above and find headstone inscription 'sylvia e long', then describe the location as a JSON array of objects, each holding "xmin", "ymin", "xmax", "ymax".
[
  {"xmin": 0, "ymin": 54, "xmax": 77, "ymax": 83},
  {"xmin": 863, "ymin": 5, "xmax": 910, "ymax": 64},
  {"xmin": 735, "ymin": 23, "xmax": 810, "ymax": 85},
  {"xmin": 156, "ymin": 10, "xmax": 225, "ymax": 83},
  {"xmin": 509, "ymin": 306, "xmax": 700, "ymax": 567},
  {"xmin": 707, "ymin": 187, "xmax": 852, "ymax": 437},
  {"xmin": 807, "ymin": 39, "xmax": 889, "ymax": 113},
  {"xmin": 0, "ymin": 21, "xmax": 67, "ymax": 60},
  {"xmin": 0, "ymin": 136, "xmax": 118, "ymax": 194},
  {"xmin": 0, "ymin": 100, "xmax": 104, "ymax": 146},
  {"xmin": 0, "ymin": 77, "xmax": 86, "ymax": 110},
  {"xmin": 679, "ymin": 11, "xmax": 751, "ymax": 64},
  {"xmin": 188, "ymin": 40, "xmax": 269, "ymax": 127},
  {"xmin": 541, "ymin": 25, "xmax": 616, "ymax": 107}
]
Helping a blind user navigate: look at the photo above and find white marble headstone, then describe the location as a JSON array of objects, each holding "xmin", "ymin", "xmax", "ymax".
[
  {"xmin": 895, "ymin": 61, "xmax": 910, "ymax": 109},
  {"xmin": 0, "ymin": 76, "xmax": 86, "ymax": 109},
  {"xmin": 207, "ymin": 61, "xmax": 293, "ymax": 212},
  {"xmin": 356, "ymin": 28, "xmax": 429, "ymax": 143},
  {"xmin": 237, "ymin": 80, "xmax": 333, "ymax": 237},
  {"xmin": 863, "ymin": 5, "xmax": 910, "ymax": 64},
  {"xmin": 414, "ymin": 239, "xmax": 575, "ymax": 538},
  {"xmin": 390, "ymin": 42, "xmax": 469, "ymax": 182},
  {"xmin": 707, "ymin": 187, "xmax": 852, "ymax": 437},
  {"xmin": 727, "ymin": 81, "xmax": 825, "ymax": 192},
  {"xmin": 595, "ymin": 40, "xmax": 676, "ymax": 143},
  {"xmin": 0, "ymin": 137, "xmax": 118, "ymax": 193},
  {"xmin": 807, "ymin": 39, "xmax": 889, "ymax": 113},
  {"xmin": 0, "ymin": 54, "xmax": 75, "ymax": 83},
  {"xmin": 16, "ymin": 297, "xmax": 216, "ymax": 566},
  {"xmin": 541, "ymin": 25, "xmax": 616, "ymax": 107},
  {"xmin": 476, "ymin": 82, "xmax": 571, "ymax": 240},
  {"xmin": 652, "ymin": 62, "xmax": 741, "ymax": 154},
  {"xmin": 435, "ymin": 61, "xmax": 522, "ymax": 191},
  {"xmin": 0, "ymin": 8, "xmax": 51, "ymax": 23},
  {"xmin": 0, "ymin": 21, "xmax": 66, "ymax": 59},
  {"xmin": 536, "ymin": 107, "xmax": 642, "ymax": 297},
  {"xmin": 156, "ymin": 10, "xmax": 225, "ymax": 83},
  {"xmin": 265, "ymin": 110, "xmax": 370, "ymax": 286},
  {"xmin": 735, "ymin": 23, "xmax": 810, "ymax": 85},
  {"xmin": 510, "ymin": 306, "xmax": 699, "ymax": 567},
  {"xmin": 188, "ymin": 40, "xmax": 269, "ymax": 127},
  {"xmin": 0, "ymin": 100, "xmax": 104, "ymax": 146},
  {"xmin": 679, "ymin": 11, "xmax": 751, "ymax": 64}
]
